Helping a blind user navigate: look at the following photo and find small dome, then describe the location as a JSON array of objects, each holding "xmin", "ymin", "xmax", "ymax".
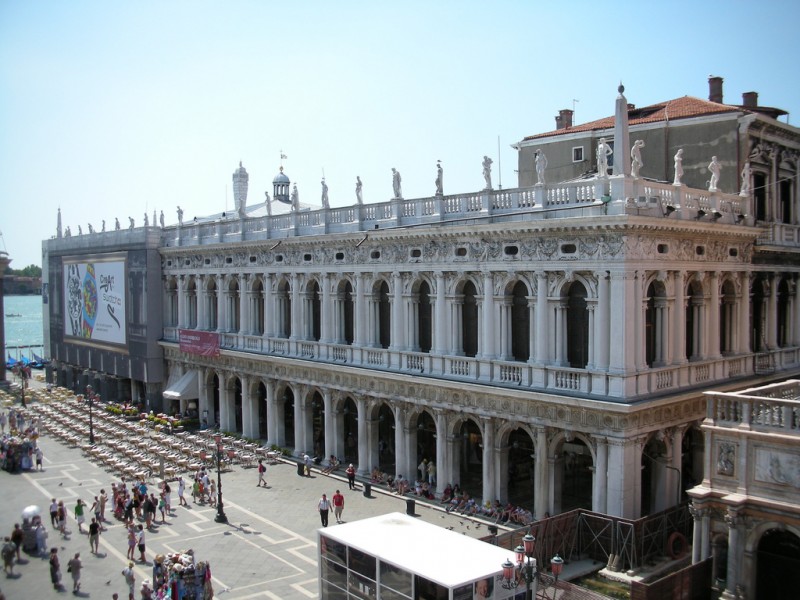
[{"xmin": 273, "ymin": 166, "xmax": 290, "ymax": 184}]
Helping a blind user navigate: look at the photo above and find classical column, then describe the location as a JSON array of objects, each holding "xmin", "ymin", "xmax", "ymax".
[
  {"xmin": 198, "ymin": 369, "xmax": 210, "ymax": 427},
  {"xmin": 609, "ymin": 271, "xmax": 636, "ymax": 373},
  {"xmin": 293, "ymin": 387, "xmax": 304, "ymax": 455},
  {"xmin": 435, "ymin": 411, "xmax": 447, "ymax": 495},
  {"xmin": 592, "ymin": 435, "xmax": 608, "ymax": 514},
  {"xmin": 606, "ymin": 437, "xmax": 638, "ymax": 518},
  {"xmin": 634, "ymin": 270, "xmax": 645, "ymax": 370},
  {"xmin": 177, "ymin": 276, "xmax": 187, "ymax": 329},
  {"xmin": 263, "ymin": 273, "xmax": 274, "ymax": 339},
  {"xmin": 534, "ymin": 427, "xmax": 549, "ymax": 519},
  {"xmin": 721, "ymin": 509, "xmax": 744, "ymax": 600},
  {"xmin": 197, "ymin": 276, "xmax": 207, "ymax": 329},
  {"xmin": 738, "ymin": 272, "xmax": 751, "ymax": 353},
  {"xmin": 218, "ymin": 373, "xmax": 232, "ymax": 432},
  {"xmin": 265, "ymin": 378, "xmax": 278, "ymax": 447},
  {"xmin": 555, "ymin": 302, "xmax": 567, "ymax": 365},
  {"xmin": 767, "ymin": 273, "xmax": 778, "ymax": 348},
  {"xmin": 391, "ymin": 271, "xmax": 403, "ymax": 350},
  {"xmin": 355, "ymin": 273, "xmax": 366, "ymax": 346},
  {"xmin": 356, "ymin": 396, "xmax": 368, "ymax": 475},
  {"xmin": 321, "ymin": 273, "xmax": 332, "ymax": 343},
  {"xmin": 215, "ymin": 275, "xmax": 225, "ymax": 333},
  {"xmin": 708, "ymin": 272, "xmax": 721, "ymax": 358},
  {"xmin": 595, "ymin": 271, "xmax": 610, "ymax": 369},
  {"xmin": 689, "ymin": 504, "xmax": 706, "ymax": 563},
  {"xmin": 498, "ymin": 298, "xmax": 512, "ymax": 361},
  {"xmin": 481, "ymin": 271, "xmax": 496, "ymax": 359},
  {"xmin": 239, "ymin": 274, "xmax": 250, "ymax": 335},
  {"xmin": 481, "ymin": 417, "xmax": 495, "ymax": 501},
  {"xmin": 393, "ymin": 404, "xmax": 407, "ymax": 479},
  {"xmin": 323, "ymin": 389, "xmax": 335, "ymax": 462},
  {"xmin": 241, "ymin": 375, "xmax": 258, "ymax": 439},
  {"xmin": 673, "ymin": 271, "xmax": 687, "ymax": 363},
  {"xmin": 434, "ymin": 272, "xmax": 447, "ymax": 355},
  {"xmin": 535, "ymin": 272, "xmax": 549, "ymax": 364},
  {"xmin": 290, "ymin": 273, "xmax": 301, "ymax": 340}
]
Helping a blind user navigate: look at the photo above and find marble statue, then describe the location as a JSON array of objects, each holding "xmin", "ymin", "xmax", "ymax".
[
  {"xmin": 129, "ymin": 217, "xmax": 135, "ymax": 230},
  {"xmin": 435, "ymin": 162, "xmax": 443, "ymax": 195},
  {"xmin": 708, "ymin": 156, "xmax": 721, "ymax": 192},
  {"xmin": 265, "ymin": 191, "xmax": 272, "ymax": 216},
  {"xmin": 87, "ymin": 223, "xmax": 94, "ymax": 234},
  {"xmin": 673, "ymin": 149, "xmax": 684, "ymax": 185},
  {"xmin": 291, "ymin": 183, "xmax": 299, "ymax": 211},
  {"xmin": 392, "ymin": 168, "xmax": 402, "ymax": 199},
  {"xmin": 535, "ymin": 149, "xmax": 548, "ymax": 185},
  {"xmin": 153, "ymin": 209, "xmax": 157, "ymax": 227},
  {"xmin": 321, "ymin": 178, "xmax": 329, "ymax": 208},
  {"xmin": 115, "ymin": 217, "xmax": 120, "ymax": 230},
  {"xmin": 143, "ymin": 212, "xmax": 149, "ymax": 227},
  {"xmin": 177, "ymin": 206, "xmax": 183, "ymax": 226},
  {"xmin": 482, "ymin": 156, "xmax": 493, "ymax": 190},
  {"xmin": 159, "ymin": 210, "xmax": 165, "ymax": 229},
  {"xmin": 65, "ymin": 226, "xmax": 71, "ymax": 237},
  {"xmin": 740, "ymin": 161, "xmax": 751, "ymax": 196},
  {"xmin": 596, "ymin": 138, "xmax": 612, "ymax": 177},
  {"xmin": 77, "ymin": 225, "xmax": 83, "ymax": 236},
  {"xmin": 101, "ymin": 220, "xmax": 106, "ymax": 232},
  {"xmin": 355, "ymin": 176, "xmax": 363, "ymax": 204},
  {"xmin": 233, "ymin": 161, "xmax": 249, "ymax": 218},
  {"xmin": 57, "ymin": 207, "xmax": 62, "ymax": 238},
  {"xmin": 631, "ymin": 140, "xmax": 645, "ymax": 178}
]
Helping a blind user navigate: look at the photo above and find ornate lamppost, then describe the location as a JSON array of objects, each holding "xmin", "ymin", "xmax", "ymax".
[
  {"xmin": 550, "ymin": 554, "xmax": 564, "ymax": 598},
  {"xmin": 501, "ymin": 533, "xmax": 538, "ymax": 599},
  {"xmin": 86, "ymin": 385, "xmax": 96, "ymax": 445},
  {"xmin": 212, "ymin": 433, "xmax": 227, "ymax": 523}
]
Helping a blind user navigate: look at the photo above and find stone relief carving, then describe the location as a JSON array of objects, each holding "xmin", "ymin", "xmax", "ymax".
[
  {"xmin": 717, "ymin": 442, "xmax": 735, "ymax": 476},
  {"xmin": 754, "ymin": 448, "xmax": 800, "ymax": 488}
]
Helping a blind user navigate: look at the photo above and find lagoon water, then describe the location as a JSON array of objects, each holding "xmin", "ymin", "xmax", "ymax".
[{"xmin": 3, "ymin": 295, "xmax": 44, "ymax": 359}]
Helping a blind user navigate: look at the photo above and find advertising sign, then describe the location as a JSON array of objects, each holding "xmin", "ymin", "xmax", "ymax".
[
  {"xmin": 179, "ymin": 329, "xmax": 221, "ymax": 357},
  {"xmin": 63, "ymin": 258, "xmax": 127, "ymax": 346}
]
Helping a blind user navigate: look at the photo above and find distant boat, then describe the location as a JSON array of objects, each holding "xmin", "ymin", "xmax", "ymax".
[
  {"xmin": 6, "ymin": 353, "xmax": 17, "ymax": 369},
  {"xmin": 31, "ymin": 353, "xmax": 49, "ymax": 369},
  {"xmin": 5, "ymin": 313, "xmax": 22, "ymax": 317}
]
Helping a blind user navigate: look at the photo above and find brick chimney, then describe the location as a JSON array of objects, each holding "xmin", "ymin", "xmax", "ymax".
[
  {"xmin": 708, "ymin": 76, "xmax": 724, "ymax": 103},
  {"xmin": 555, "ymin": 109, "xmax": 574, "ymax": 130},
  {"xmin": 742, "ymin": 91, "xmax": 758, "ymax": 108}
]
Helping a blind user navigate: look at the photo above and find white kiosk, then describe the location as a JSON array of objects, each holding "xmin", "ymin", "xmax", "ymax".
[{"xmin": 317, "ymin": 512, "xmax": 521, "ymax": 599}]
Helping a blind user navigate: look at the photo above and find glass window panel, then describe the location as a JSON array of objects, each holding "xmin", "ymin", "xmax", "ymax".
[
  {"xmin": 380, "ymin": 561, "xmax": 412, "ymax": 596},
  {"xmin": 348, "ymin": 547, "xmax": 377, "ymax": 579},
  {"xmin": 320, "ymin": 535, "xmax": 347, "ymax": 566},
  {"xmin": 320, "ymin": 557, "xmax": 347, "ymax": 589},
  {"xmin": 347, "ymin": 571, "xmax": 377, "ymax": 599},
  {"xmin": 380, "ymin": 585, "xmax": 412, "ymax": 600},
  {"xmin": 320, "ymin": 579, "xmax": 348, "ymax": 600},
  {"xmin": 414, "ymin": 575, "xmax": 448, "ymax": 600}
]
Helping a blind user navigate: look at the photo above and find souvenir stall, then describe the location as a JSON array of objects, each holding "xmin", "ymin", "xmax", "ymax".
[{"xmin": 149, "ymin": 550, "xmax": 213, "ymax": 600}]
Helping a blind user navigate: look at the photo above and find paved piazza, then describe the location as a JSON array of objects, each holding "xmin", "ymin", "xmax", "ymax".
[{"xmin": 0, "ymin": 430, "xmax": 505, "ymax": 599}]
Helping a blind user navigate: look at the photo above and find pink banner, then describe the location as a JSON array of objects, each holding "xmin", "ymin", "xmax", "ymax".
[{"xmin": 179, "ymin": 329, "xmax": 220, "ymax": 357}]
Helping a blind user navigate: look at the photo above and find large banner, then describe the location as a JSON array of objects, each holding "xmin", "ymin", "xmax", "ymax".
[
  {"xmin": 179, "ymin": 329, "xmax": 220, "ymax": 357},
  {"xmin": 63, "ymin": 258, "xmax": 127, "ymax": 346}
]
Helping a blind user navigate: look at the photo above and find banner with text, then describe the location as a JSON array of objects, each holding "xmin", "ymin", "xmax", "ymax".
[
  {"xmin": 179, "ymin": 329, "xmax": 221, "ymax": 357},
  {"xmin": 63, "ymin": 259, "xmax": 127, "ymax": 346}
]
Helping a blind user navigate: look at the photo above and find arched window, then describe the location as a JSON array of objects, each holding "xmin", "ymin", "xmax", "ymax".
[
  {"xmin": 417, "ymin": 281, "xmax": 432, "ymax": 353},
  {"xmin": 567, "ymin": 281, "xmax": 588, "ymax": 368},
  {"xmin": 277, "ymin": 279, "xmax": 291, "ymax": 339},
  {"xmin": 777, "ymin": 278, "xmax": 790, "ymax": 347},
  {"xmin": 754, "ymin": 172, "xmax": 767, "ymax": 221},
  {"xmin": 207, "ymin": 278, "xmax": 218, "ymax": 330},
  {"xmin": 645, "ymin": 280, "xmax": 667, "ymax": 367},
  {"xmin": 186, "ymin": 277, "xmax": 198, "ymax": 329},
  {"xmin": 228, "ymin": 278, "xmax": 240, "ymax": 332},
  {"xmin": 511, "ymin": 281, "xmax": 530, "ymax": 361},
  {"xmin": 166, "ymin": 278, "xmax": 178, "ymax": 327},
  {"xmin": 685, "ymin": 280, "xmax": 704, "ymax": 360},
  {"xmin": 378, "ymin": 281, "xmax": 390, "ymax": 349},
  {"xmin": 720, "ymin": 280, "xmax": 736, "ymax": 354},
  {"xmin": 342, "ymin": 281, "xmax": 354, "ymax": 345},
  {"xmin": 461, "ymin": 281, "xmax": 478, "ymax": 357},
  {"xmin": 309, "ymin": 280, "xmax": 321, "ymax": 342},
  {"xmin": 253, "ymin": 278, "xmax": 265, "ymax": 335},
  {"xmin": 751, "ymin": 278, "xmax": 766, "ymax": 352}
]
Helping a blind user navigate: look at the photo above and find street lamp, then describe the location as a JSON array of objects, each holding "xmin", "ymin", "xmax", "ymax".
[
  {"xmin": 212, "ymin": 433, "xmax": 227, "ymax": 523},
  {"xmin": 86, "ymin": 385, "xmax": 96, "ymax": 445},
  {"xmin": 501, "ymin": 533, "xmax": 538, "ymax": 600},
  {"xmin": 550, "ymin": 554, "xmax": 564, "ymax": 598}
]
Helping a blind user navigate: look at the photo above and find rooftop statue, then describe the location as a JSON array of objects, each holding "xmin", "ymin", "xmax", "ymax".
[
  {"xmin": 115, "ymin": 218, "xmax": 120, "ymax": 231},
  {"xmin": 740, "ymin": 161, "xmax": 752, "ymax": 196},
  {"xmin": 482, "ymin": 156, "xmax": 493, "ymax": 190},
  {"xmin": 77, "ymin": 225, "xmax": 82, "ymax": 236},
  {"xmin": 596, "ymin": 138, "xmax": 612, "ymax": 177},
  {"xmin": 631, "ymin": 140, "xmax": 645, "ymax": 179},
  {"xmin": 321, "ymin": 178, "xmax": 329, "ymax": 209},
  {"xmin": 159, "ymin": 210, "xmax": 165, "ymax": 229},
  {"xmin": 535, "ymin": 149, "xmax": 548, "ymax": 185},
  {"xmin": 143, "ymin": 212, "xmax": 149, "ymax": 227},
  {"xmin": 87, "ymin": 223, "xmax": 94, "ymax": 234},
  {"xmin": 101, "ymin": 220, "xmax": 106, "ymax": 232},
  {"xmin": 435, "ymin": 162, "xmax": 443, "ymax": 196},
  {"xmin": 233, "ymin": 161, "xmax": 249, "ymax": 218},
  {"xmin": 129, "ymin": 217, "xmax": 135, "ymax": 230},
  {"xmin": 355, "ymin": 176, "xmax": 363, "ymax": 204},
  {"xmin": 177, "ymin": 206, "xmax": 183, "ymax": 226},
  {"xmin": 64, "ymin": 226, "xmax": 71, "ymax": 237},
  {"xmin": 291, "ymin": 184, "xmax": 299, "ymax": 212},
  {"xmin": 265, "ymin": 191, "xmax": 272, "ymax": 216},
  {"xmin": 392, "ymin": 168, "xmax": 402, "ymax": 199},
  {"xmin": 673, "ymin": 149, "xmax": 684, "ymax": 185},
  {"xmin": 708, "ymin": 156, "xmax": 721, "ymax": 192}
]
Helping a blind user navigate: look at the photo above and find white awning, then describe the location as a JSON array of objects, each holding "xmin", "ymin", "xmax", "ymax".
[{"xmin": 162, "ymin": 370, "xmax": 199, "ymax": 400}]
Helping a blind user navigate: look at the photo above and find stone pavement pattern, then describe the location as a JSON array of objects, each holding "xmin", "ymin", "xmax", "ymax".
[{"xmin": 0, "ymin": 432, "xmax": 504, "ymax": 599}]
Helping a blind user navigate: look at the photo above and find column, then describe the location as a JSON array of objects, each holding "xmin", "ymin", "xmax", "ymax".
[
  {"xmin": 263, "ymin": 273, "xmax": 274, "ymax": 338},
  {"xmin": 481, "ymin": 417, "xmax": 495, "ymax": 502},
  {"xmin": 356, "ymin": 396, "xmax": 368, "ymax": 475},
  {"xmin": 634, "ymin": 270, "xmax": 645, "ymax": 370},
  {"xmin": 481, "ymin": 271, "xmax": 495, "ymax": 358},
  {"xmin": 391, "ymin": 271, "xmax": 404, "ymax": 350},
  {"xmin": 536, "ymin": 272, "xmax": 549, "ymax": 364},
  {"xmin": 355, "ymin": 273, "xmax": 366, "ymax": 346},
  {"xmin": 767, "ymin": 273, "xmax": 778, "ymax": 348},
  {"xmin": 321, "ymin": 273, "xmax": 332, "ymax": 343},
  {"xmin": 239, "ymin": 274, "xmax": 250, "ymax": 335},
  {"xmin": 293, "ymin": 387, "xmax": 304, "ymax": 455},
  {"xmin": 434, "ymin": 272, "xmax": 447, "ymax": 355},
  {"xmin": 218, "ymin": 373, "xmax": 232, "ymax": 432},
  {"xmin": 738, "ymin": 272, "xmax": 751, "ymax": 353},
  {"xmin": 265, "ymin": 379, "xmax": 277, "ymax": 447},
  {"xmin": 216, "ymin": 275, "xmax": 225, "ymax": 333},
  {"xmin": 393, "ymin": 404, "xmax": 407, "ymax": 479},
  {"xmin": 689, "ymin": 504, "xmax": 706, "ymax": 564},
  {"xmin": 197, "ymin": 276, "xmax": 207, "ymax": 329},
  {"xmin": 606, "ymin": 437, "xmax": 638, "ymax": 518},
  {"xmin": 198, "ymin": 369, "xmax": 210, "ymax": 427},
  {"xmin": 592, "ymin": 435, "xmax": 608, "ymax": 514},
  {"xmin": 241, "ymin": 375, "xmax": 258, "ymax": 439},
  {"xmin": 673, "ymin": 271, "xmax": 687, "ymax": 363},
  {"xmin": 534, "ymin": 427, "xmax": 549, "ymax": 519},
  {"xmin": 435, "ymin": 411, "xmax": 447, "ymax": 495},
  {"xmin": 721, "ymin": 510, "xmax": 743, "ymax": 600},
  {"xmin": 177, "ymin": 276, "xmax": 187, "ymax": 329},
  {"xmin": 708, "ymin": 272, "xmax": 721, "ymax": 358},
  {"xmin": 555, "ymin": 302, "xmax": 567, "ymax": 364},
  {"xmin": 595, "ymin": 271, "xmax": 610, "ymax": 369},
  {"xmin": 323, "ymin": 390, "xmax": 335, "ymax": 462},
  {"xmin": 290, "ymin": 273, "xmax": 301, "ymax": 340}
]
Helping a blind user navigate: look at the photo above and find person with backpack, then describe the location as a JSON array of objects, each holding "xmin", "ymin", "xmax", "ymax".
[
  {"xmin": 2, "ymin": 537, "xmax": 15, "ymax": 575},
  {"xmin": 257, "ymin": 459, "xmax": 267, "ymax": 487}
]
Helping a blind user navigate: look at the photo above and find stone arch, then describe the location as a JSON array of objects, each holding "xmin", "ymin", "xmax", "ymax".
[
  {"xmin": 409, "ymin": 276, "xmax": 433, "ymax": 353},
  {"xmin": 496, "ymin": 422, "xmax": 537, "ymax": 506},
  {"xmin": 548, "ymin": 430, "xmax": 595, "ymax": 514},
  {"xmin": 747, "ymin": 521, "xmax": 800, "ymax": 600}
]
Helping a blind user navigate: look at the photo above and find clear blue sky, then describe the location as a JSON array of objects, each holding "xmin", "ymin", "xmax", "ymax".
[{"xmin": 1, "ymin": 0, "xmax": 798, "ymax": 269}]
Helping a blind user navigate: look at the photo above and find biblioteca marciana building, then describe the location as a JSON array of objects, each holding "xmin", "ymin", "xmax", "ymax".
[{"xmin": 43, "ymin": 78, "xmax": 799, "ymax": 598}]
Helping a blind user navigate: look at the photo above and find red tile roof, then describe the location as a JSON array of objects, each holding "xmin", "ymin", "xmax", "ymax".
[{"xmin": 523, "ymin": 96, "xmax": 743, "ymax": 141}]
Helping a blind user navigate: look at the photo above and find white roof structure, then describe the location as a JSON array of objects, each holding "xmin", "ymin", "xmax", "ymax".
[{"xmin": 318, "ymin": 512, "xmax": 513, "ymax": 588}]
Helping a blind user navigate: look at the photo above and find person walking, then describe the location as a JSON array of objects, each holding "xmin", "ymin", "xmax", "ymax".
[
  {"xmin": 177, "ymin": 477, "xmax": 188, "ymax": 506},
  {"xmin": 99, "ymin": 489, "xmax": 108, "ymax": 521},
  {"xmin": 35, "ymin": 446, "xmax": 44, "ymax": 470},
  {"xmin": 74, "ymin": 499, "xmax": 86, "ymax": 534},
  {"xmin": 158, "ymin": 494, "xmax": 167, "ymax": 523},
  {"xmin": 1, "ymin": 537, "xmax": 15, "ymax": 575},
  {"xmin": 332, "ymin": 490, "xmax": 345, "ymax": 524},
  {"xmin": 122, "ymin": 560, "xmax": 136, "ymax": 600},
  {"xmin": 136, "ymin": 525, "xmax": 146, "ymax": 562},
  {"xmin": 10, "ymin": 523, "xmax": 23, "ymax": 562},
  {"xmin": 49, "ymin": 498, "xmax": 58, "ymax": 528},
  {"xmin": 67, "ymin": 552, "xmax": 82, "ymax": 593},
  {"xmin": 317, "ymin": 494, "xmax": 330, "ymax": 527},
  {"xmin": 57, "ymin": 500, "xmax": 68, "ymax": 537},
  {"xmin": 126, "ymin": 525, "xmax": 136, "ymax": 561},
  {"xmin": 88, "ymin": 518, "xmax": 100, "ymax": 553},
  {"xmin": 346, "ymin": 464, "xmax": 356, "ymax": 490},
  {"xmin": 49, "ymin": 547, "xmax": 62, "ymax": 590},
  {"xmin": 90, "ymin": 496, "xmax": 101, "ymax": 524},
  {"xmin": 257, "ymin": 459, "xmax": 267, "ymax": 487}
]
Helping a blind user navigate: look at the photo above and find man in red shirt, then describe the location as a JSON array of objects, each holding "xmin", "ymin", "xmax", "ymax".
[{"xmin": 332, "ymin": 490, "xmax": 345, "ymax": 524}]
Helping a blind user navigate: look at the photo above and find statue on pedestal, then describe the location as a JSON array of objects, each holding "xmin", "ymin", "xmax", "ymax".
[
  {"xmin": 673, "ymin": 149, "xmax": 684, "ymax": 185},
  {"xmin": 392, "ymin": 168, "xmax": 402, "ymax": 199},
  {"xmin": 708, "ymin": 156, "xmax": 721, "ymax": 192},
  {"xmin": 740, "ymin": 161, "xmax": 752, "ymax": 196},
  {"xmin": 355, "ymin": 176, "xmax": 363, "ymax": 204},
  {"xmin": 291, "ymin": 184, "xmax": 299, "ymax": 212},
  {"xmin": 143, "ymin": 212, "xmax": 149, "ymax": 227},
  {"xmin": 596, "ymin": 138, "xmax": 612, "ymax": 177},
  {"xmin": 434, "ymin": 161, "xmax": 443, "ymax": 196},
  {"xmin": 159, "ymin": 211, "xmax": 165, "ymax": 229},
  {"xmin": 265, "ymin": 191, "xmax": 272, "ymax": 216},
  {"xmin": 482, "ymin": 156, "xmax": 493, "ymax": 190},
  {"xmin": 65, "ymin": 226, "xmax": 71, "ymax": 237},
  {"xmin": 176, "ymin": 206, "xmax": 183, "ymax": 226},
  {"xmin": 115, "ymin": 218, "xmax": 120, "ymax": 231},
  {"xmin": 631, "ymin": 140, "xmax": 645, "ymax": 178},
  {"xmin": 101, "ymin": 220, "xmax": 106, "ymax": 232},
  {"xmin": 535, "ymin": 149, "xmax": 548, "ymax": 185},
  {"xmin": 321, "ymin": 178, "xmax": 329, "ymax": 208},
  {"xmin": 129, "ymin": 217, "xmax": 135, "ymax": 230},
  {"xmin": 87, "ymin": 223, "xmax": 94, "ymax": 234},
  {"xmin": 77, "ymin": 225, "xmax": 82, "ymax": 236},
  {"xmin": 233, "ymin": 161, "xmax": 249, "ymax": 218}
]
